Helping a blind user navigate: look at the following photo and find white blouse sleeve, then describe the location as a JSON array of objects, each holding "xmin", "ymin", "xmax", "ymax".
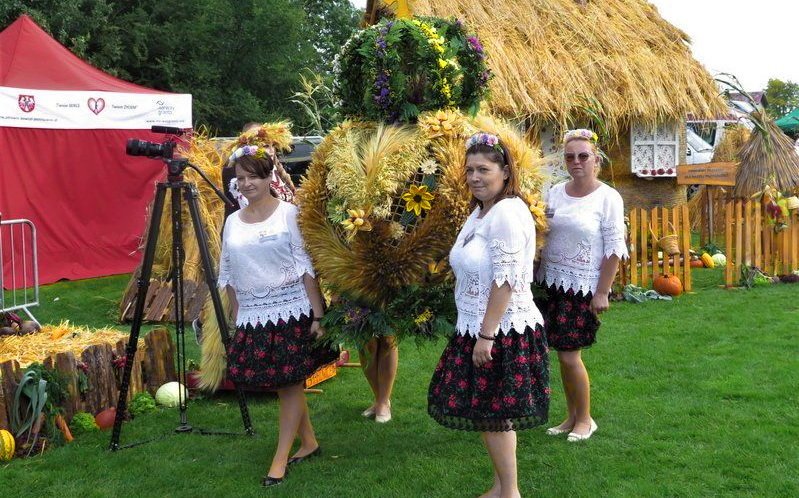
[
  {"xmin": 217, "ymin": 219, "xmax": 233, "ymax": 289},
  {"xmin": 601, "ymin": 189, "xmax": 629, "ymax": 260},
  {"xmin": 487, "ymin": 200, "xmax": 534, "ymax": 291},
  {"xmin": 286, "ymin": 206, "xmax": 316, "ymax": 279}
]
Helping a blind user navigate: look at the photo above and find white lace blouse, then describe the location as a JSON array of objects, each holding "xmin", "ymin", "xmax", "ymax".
[
  {"xmin": 217, "ymin": 201, "xmax": 315, "ymax": 327},
  {"xmin": 536, "ymin": 182, "xmax": 628, "ymax": 295},
  {"xmin": 449, "ymin": 197, "xmax": 544, "ymax": 337}
]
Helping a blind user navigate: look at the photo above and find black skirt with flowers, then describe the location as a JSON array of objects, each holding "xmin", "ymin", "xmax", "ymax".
[
  {"xmin": 427, "ymin": 325, "xmax": 549, "ymax": 432},
  {"xmin": 227, "ymin": 314, "xmax": 339, "ymax": 389},
  {"xmin": 538, "ymin": 285, "xmax": 601, "ymax": 351}
]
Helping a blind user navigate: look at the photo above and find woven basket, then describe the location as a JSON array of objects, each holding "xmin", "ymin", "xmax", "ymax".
[{"xmin": 650, "ymin": 222, "xmax": 681, "ymax": 256}]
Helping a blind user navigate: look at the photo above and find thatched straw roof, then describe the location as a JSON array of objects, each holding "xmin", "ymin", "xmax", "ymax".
[
  {"xmin": 370, "ymin": 0, "xmax": 727, "ymax": 133},
  {"xmin": 734, "ymin": 115, "xmax": 799, "ymax": 197}
]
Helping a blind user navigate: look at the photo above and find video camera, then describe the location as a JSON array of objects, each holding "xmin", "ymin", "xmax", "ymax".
[{"xmin": 126, "ymin": 126, "xmax": 184, "ymax": 160}]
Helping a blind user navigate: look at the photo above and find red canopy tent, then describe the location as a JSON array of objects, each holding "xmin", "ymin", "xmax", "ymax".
[{"xmin": 0, "ymin": 15, "xmax": 192, "ymax": 286}]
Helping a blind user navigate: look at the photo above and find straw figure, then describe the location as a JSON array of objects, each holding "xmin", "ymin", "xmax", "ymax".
[
  {"xmin": 296, "ymin": 17, "xmax": 547, "ymax": 345},
  {"xmin": 371, "ymin": 0, "xmax": 727, "ymax": 209}
]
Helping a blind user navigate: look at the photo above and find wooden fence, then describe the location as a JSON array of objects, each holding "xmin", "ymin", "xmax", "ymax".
[
  {"xmin": 619, "ymin": 205, "xmax": 692, "ymax": 292},
  {"xmin": 723, "ymin": 200, "xmax": 799, "ymax": 286}
]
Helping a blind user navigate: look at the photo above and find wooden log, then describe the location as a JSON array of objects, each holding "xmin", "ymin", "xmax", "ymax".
[
  {"xmin": 114, "ymin": 339, "xmax": 145, "ymax": 403},
  {"xmin": 142, "ymin": 328, "xmax": 177, "ymax": 394},
  {"xmin": 44, "ymin": 352, "xmax": 80, "ymax": 421},
  {"xmin": 735, "ymin": 201, "xmax": 743, "ymax": 281},
  {"xmin": 145, "ymin": 284, "xmax": 174, "ymax": 322},
  {"xmin": 80, "ymin": 344, "xmax": 117, "ymax": 414},
  {"xmin": 185, "ymin": 281, "xmax": 208, "ymax": 322},
  {"xmin": 0, "ymin": 360, "xmax": 21, "ymax": 431}
]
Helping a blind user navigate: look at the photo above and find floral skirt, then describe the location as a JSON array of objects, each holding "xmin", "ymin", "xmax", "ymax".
[
  {"xmin": 227, "ymin": 314, "xmax": 339, "ymax": 389},
  {"xmin": 538, "ymin": 285, "xmax": 601, "ymax": 351},
  {"xmin": 428, "ymin": 325, "xmax": 549, "ymax": 432}
]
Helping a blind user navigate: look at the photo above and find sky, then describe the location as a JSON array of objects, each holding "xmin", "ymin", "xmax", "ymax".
[{"xmin": 348, "ymin": 0, "xmax": 799, "ymax": 92}]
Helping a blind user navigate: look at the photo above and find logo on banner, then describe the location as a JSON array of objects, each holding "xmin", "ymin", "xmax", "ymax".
[
  {"xmin": 87, "ymin": 97, "xmax": 106, "ymax": 115},
  {"xmin": 18, "ymin": 95, "xmax": 35, "ymax": 112}
]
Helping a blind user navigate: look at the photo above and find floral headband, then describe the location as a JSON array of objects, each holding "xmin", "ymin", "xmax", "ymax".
[
  {"xmin": 563, "ymin": 128, "xmax": 598, "ymax": 144},
  {"xmin": 228, "ymin": 145, "xmax": 268, "ymax": 166},
  {"xmin": 466, "ymin": 132, "xmax": 503, "ymax": 153}
]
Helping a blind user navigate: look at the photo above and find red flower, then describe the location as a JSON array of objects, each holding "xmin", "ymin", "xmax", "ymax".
[
  {"xmin": 557, "ymin": 315, "xmax": 567, "ymax": 324},
  {"xmin": 514, "ymin": 373, "xmax": 524, "ymax": 387},
  {"xmin": 491, "ymin": 400, "xmax": 501, "ymax": 412},
  {"xmin": 267, "ymin": 367, "xmax": 276, "ymax": 377},
  {"xmin": 516, "ymin": 355, "xmax": 528, "ymax": 365},
  {"xmin": 576, "ymin": 317, "xmax": 585, "ymax": 327},
  {"xmin": 476, "ymin": 377, "xmax": 488, "ymax": 391},
  {"xmin": 244, "ymin": 368, "xmax": 255, "ymax": 378},
  {"xmin": 246, "ymin": 337, "xmax": 253, "ymax": 345},
  {"xmin": 255, "ymin": 349, "xmax": 266, "ymax": 359},
  {"xmin": 434, "ymin": 386, "xmax": 441, "ymax": 396},
  {"xmin": 229, "ymin": 366, "xmax": 239, "ymax": 376},
  {"xmin": 544, "ymin": 387, "xmax": 552, "ymax": 395},
  {"xmin": 447, "ymin": 396, "xmax": 457, "ymax": 408},
  {"xmin": 564, "ymin": 301, "xmax": 573, "ymax": 311},
  {"xmin": 503, "ymin": 396, "xmax": 517, "ymax": 406},
  {"xmin": 533, "ymin": 329, "xmax": 542, "ymax": 339},
  {"xmin": 236, "ymin": 332, "xmax": 245, "ymax": 343},
  {"xmin": 238, "ymin": 355, "xmax": 246, "ymax": 363},
  {"xmin": 454, "ymin": 357, "xmax": 463, "ymax": 366},
  {"xmin": 445, "ymin": 371, "xmax": 453, "ymax": 383},
  {"xmin": 283, "ymin": 365, "xmax": 294, "ymax": 374},
  {"xmin": 458, "ymin": 380, "xmax": 468, "ymax": 389},
  {"xmin": 287, "ymin": 344, "xmax": 299, "ymax": 353},
  {"xmin": 471, "ymin": 397, "xmax": 480, "ymax": 407},
  {"xmin": 501, "ymin": 336, "xmax": 513, "ymax": 347}
]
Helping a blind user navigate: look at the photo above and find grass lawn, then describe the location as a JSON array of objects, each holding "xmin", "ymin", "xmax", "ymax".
[{"xmin": 2, "ymin": 269, "xmax": 798, "ymax": 497}]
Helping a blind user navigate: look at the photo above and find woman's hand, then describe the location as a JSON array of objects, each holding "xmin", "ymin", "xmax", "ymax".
[
  {"xmin": 590, "ymin": 291, "xmax": 610, "ymax": 315},
  {"xmin": 310, "ymin": 320, "xmax": 325, "ymax": 339},
  {"xmin": 472, "ymin": 337, "xmax": 494, "ymax": 367}
]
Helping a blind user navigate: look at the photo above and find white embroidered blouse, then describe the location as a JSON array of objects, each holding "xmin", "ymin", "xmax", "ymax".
[
  {"xmin": 217, "ymin": 201, "xmax": 315, "ymax": 327},
  {"xmin": 449, "ymin": 197, "xmax": 544, "ymax": 337},
  {"xmin": 536, "ymin": 182, "xmax": 628, "ymax": 295}
]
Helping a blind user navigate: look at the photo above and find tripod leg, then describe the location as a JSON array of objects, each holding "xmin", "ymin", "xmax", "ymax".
[
  {"xmin": 184, "ymin": 184, "xmax": 254, "ymax": 435},
  {"xmin": 110, "ymin": 184, "xmax": 168, "ymax": 451},
  {"xmin": 170, "ymin": 188, "xmax": 192, "ymax": 432}
]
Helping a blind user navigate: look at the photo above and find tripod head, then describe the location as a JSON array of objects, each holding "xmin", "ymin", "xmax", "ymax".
[{"xmin": 126, "ymin": 126, "xmax": 234, "ymax": 207}]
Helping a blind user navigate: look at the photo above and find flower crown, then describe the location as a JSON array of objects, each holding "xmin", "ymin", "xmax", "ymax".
[
  {"xmin": 228, "ymin": 145, "xmax": 268, "ymax": 166},
  {"xmin": 466, "ymin": 132, "xmax": 503, "ymax": 153},
  {"xmin": 563, "ymin": 128, "xmax": 599, "ymax": 144}
]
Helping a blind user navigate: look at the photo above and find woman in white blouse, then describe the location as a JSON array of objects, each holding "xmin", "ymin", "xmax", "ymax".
[
  {"xmin": 428, "ymin": 133, "xmax": 549, "ymax": 498},
  {"xmin": 218, "ymin": 147, "xmax": 338, "ymax": 487},
  {"xmin": 536, "ymin": 129, "xmax": 627, "ymax": 442}
]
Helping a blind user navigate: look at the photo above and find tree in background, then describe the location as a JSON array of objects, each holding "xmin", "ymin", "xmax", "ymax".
[
  {"xmin": 765, "ymin": 78, "xmax": 799, "ymax": 119},
  {"xmin": 0, "ymin": 0, "xmax": 362, "ymax": 135}
]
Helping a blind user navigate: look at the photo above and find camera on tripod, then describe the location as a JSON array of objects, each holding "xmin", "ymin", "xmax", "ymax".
[{"xmin": 126, "ymin": 126, "xmax": 185, "ymax": 159}]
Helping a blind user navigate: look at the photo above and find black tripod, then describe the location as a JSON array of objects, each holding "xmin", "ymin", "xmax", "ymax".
[{"xmin": 110, "ymin": 158, "xmax": 254, "ymax": 451}]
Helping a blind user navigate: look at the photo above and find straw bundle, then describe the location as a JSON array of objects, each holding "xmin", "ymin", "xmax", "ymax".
[
  {"xmin": 0, "ymin": 322, "xmax": 141, "ymax": 368},
  {"xmin": 734, "ymin": 114, "xmax": 799, "ymax": 197},
  {"xmin": 404, "ymin": 0, "xmax": 726, "ymax": 132}
]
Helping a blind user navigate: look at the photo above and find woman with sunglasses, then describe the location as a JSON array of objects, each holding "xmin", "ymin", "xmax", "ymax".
[{"xmin": 536, "ymin": 129, "xmax": 627, "ymax": 442}]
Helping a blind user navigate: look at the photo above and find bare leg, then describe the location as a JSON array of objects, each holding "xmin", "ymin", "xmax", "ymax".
[
  {"xmin": 360, "ymin": 339, "xmax": 379, "ymax": 413},
  {"xmin": 483, "ymin": 431, "xmax": 521, "ymax": 498},
  {"xmin": 267, "ymin": 383, "xmax": 307, "ymax": 478},
  {"xmin": 479, "ymin": 433, "xmax": 502, "ymax": 498},
  {"xmin": 291, "ymin": 402, "xmax": 319, "ymax": 458},
  {"xmin": 550, "ymin": 351, "xmax": 577, "ymax": 431},
  {"xmin": 374, "ymin": 336, "xmax": 398, "ymax": 418},
  {"xmin": 558, "ymin": 350, "xmax": 592, "ymax": 435}
]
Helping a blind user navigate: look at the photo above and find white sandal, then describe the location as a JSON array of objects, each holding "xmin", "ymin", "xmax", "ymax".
[{"xmin": 567, "ymin": 419, "xmax": 598, "ymax": 442}]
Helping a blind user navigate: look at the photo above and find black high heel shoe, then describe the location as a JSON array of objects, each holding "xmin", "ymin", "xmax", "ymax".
[
  {"xmin": 261, "ymin": 467, "xmax": 288, "ymax": 487},
  {"xmin": 287, "ymin": 446, "xmax": 321, "ymax": 466}
]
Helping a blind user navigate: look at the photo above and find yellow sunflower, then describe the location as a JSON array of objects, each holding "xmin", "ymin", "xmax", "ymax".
[
  {"xmin": 402, "ymin": 185, "xmax": 434, "ymax": 216},
  {"xmin": 341, "ymin": 209, "xmax": 372, "ymax": 233}
]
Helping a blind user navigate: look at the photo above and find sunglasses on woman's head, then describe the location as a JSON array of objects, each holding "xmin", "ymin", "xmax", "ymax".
[{"xmin": 564, "ymin": 152, "xmax": 592, "ymax": 163}]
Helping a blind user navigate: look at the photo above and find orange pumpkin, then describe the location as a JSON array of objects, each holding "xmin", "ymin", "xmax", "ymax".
[
  {"xmin": 690, "ymin": 259, "xmax": 704, "ymax": 268},
  {"xmin": 95, "ymin": 407, "xmax": 117, "ymax": 430},
  {"xmin": 653, "ymin": 273, "xmax": 683, "ymax": 296}
]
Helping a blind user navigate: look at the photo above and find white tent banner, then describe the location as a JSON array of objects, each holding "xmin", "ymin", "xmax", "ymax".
[{"xmin": 0, "ymin": 86, "xmax": 192, "ymax": 129}]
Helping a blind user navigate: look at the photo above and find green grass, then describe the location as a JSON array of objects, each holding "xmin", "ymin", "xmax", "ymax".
[{"xmin": 2, "ymin": 270, "xmax": 798, "ymax": 497}]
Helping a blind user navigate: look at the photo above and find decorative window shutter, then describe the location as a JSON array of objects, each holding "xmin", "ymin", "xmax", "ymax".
[{"xmin": 630, "ymin": 121, "xmax": 679, "ymax": 178}]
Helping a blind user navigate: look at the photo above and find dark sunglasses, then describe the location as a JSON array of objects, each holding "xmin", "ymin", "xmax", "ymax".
[{"xmin": 564, "ymin": 152, "xmax": 592, "ymax": 163}]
